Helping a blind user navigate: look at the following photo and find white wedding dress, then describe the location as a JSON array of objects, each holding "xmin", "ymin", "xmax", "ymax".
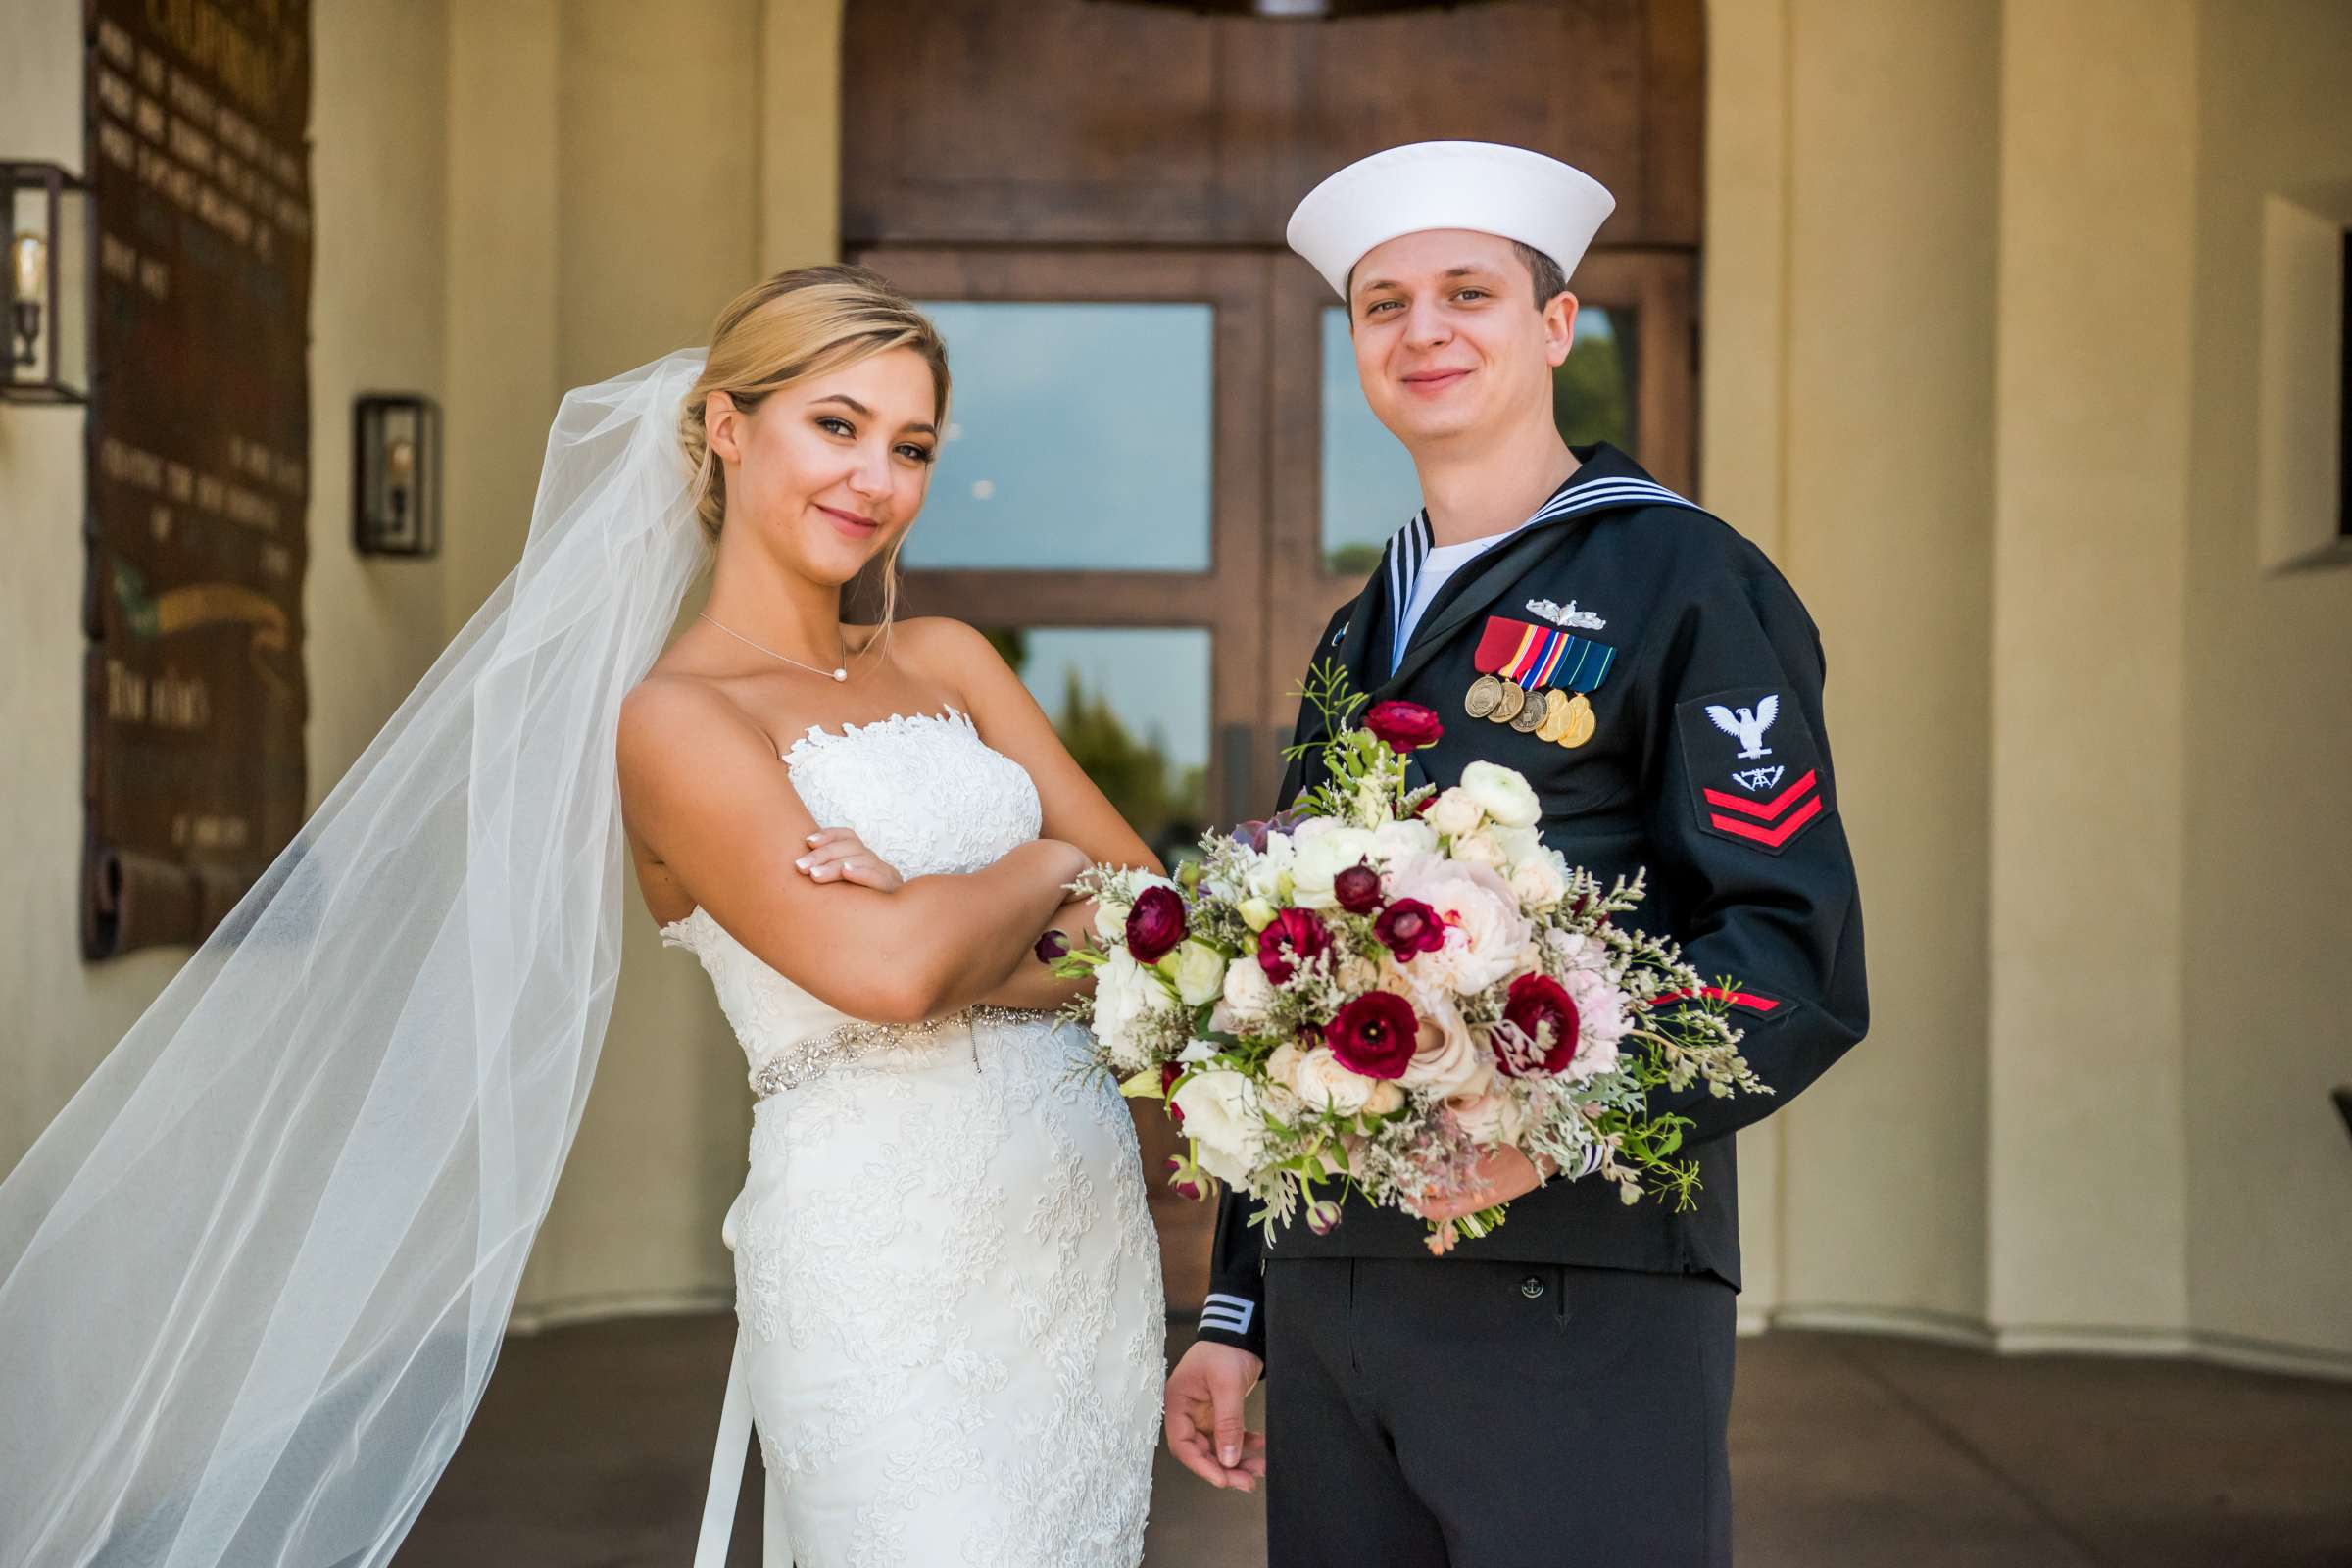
[{"xmin": 658, "ymin": 707, "xmax": 1164, "ymax": 1566}]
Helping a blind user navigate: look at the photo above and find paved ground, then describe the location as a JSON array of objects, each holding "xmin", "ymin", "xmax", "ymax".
[{"xmin": 398, "ymin": 1313, "xmax": 2352, "ymax": 1567}]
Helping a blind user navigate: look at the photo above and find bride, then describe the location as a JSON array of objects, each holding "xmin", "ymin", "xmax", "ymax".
[
  {"xmin": 0, "ymin": 266, "xmax": 1162, "ymax": 1568},
  {"xmin": 626, "ymin": 268, "xmax": 1164, "ymax": 1562}
]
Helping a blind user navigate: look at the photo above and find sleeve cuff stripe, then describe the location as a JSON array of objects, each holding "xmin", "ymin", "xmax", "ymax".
[{"xmin": 1198, "ymin": 1295, "xmax": 1255, "ymax": 1334}]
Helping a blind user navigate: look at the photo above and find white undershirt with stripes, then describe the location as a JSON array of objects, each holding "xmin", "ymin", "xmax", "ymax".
[{"xmin": 1383, "ymin": 473, "xmax": 1701, "ymax": 676}]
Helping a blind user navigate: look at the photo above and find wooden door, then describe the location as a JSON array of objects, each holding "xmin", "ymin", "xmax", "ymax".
[{"xmin": 844, "ymin": 0, "xmax": 1704, "ymax": 1316}]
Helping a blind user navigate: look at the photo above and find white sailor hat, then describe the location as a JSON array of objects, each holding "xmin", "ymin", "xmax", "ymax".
[{"xmin": 1285, "ymin": 140, "xmax": 1616, "ymax": 300}]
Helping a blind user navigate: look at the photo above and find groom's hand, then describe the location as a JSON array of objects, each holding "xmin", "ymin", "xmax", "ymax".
[
  {"xmin": 1410, "ymin": 1145, "xmax": 1552, "ymax": 1223},
  {"xmin": 1164, "ymin": 1341, "xmax": 1266, "ymax": 1493}
]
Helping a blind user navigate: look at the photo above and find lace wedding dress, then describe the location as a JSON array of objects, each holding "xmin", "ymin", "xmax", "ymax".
[{"xmin": 658, "ymin": 708, "xmax": 1164, "ymax": 1566}]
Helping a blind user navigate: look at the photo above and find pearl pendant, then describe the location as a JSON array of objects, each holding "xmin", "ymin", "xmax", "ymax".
[{"xmin": 831, "ymin": 668, "xmax": 848, "ymax": 682}]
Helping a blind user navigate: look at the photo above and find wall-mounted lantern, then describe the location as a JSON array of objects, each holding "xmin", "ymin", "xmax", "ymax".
[
  {"xmin": 353, "ymin": 393, "xmax": 441, "ymax": 558},
  {"xmin": 3, "ymin": 161, "xmax": 89, "ymax": 405}
]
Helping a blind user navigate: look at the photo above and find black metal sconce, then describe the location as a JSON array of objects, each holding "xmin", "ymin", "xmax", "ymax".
[
  {"xmin": 3, "ymin": 161, "xmax": 90, "ymax": 405},
  {"xmin": 353, "ymin": 393, "xmax": 441, "ymax": 558}
]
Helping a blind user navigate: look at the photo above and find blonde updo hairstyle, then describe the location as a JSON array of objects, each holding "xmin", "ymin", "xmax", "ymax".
[{"xmin": 680, "ymin": 264, "xmax": 951, "ymax": 633}]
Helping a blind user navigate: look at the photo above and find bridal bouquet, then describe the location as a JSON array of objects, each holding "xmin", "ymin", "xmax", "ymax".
[{"xmin": 1045, "ymin": 665, "xmax": 1770, "ymax": 1253}]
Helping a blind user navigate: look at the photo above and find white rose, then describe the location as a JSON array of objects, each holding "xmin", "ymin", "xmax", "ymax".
[
  {"xmin": 1429, "ymin": 787, "xmax": 1484, "ymax": 838},
  {"xmin": 1402, "ymin": 1000, "xmax": 1494, "ymax": 1098},
  {"xmin": 1289, "ymin": 1046, "xmax": 1380, "ymax": 1114},
  {"xmin": 1510, "ymin": 853, "xmax": 1568, "ymax": 910},
  {"xmin": 1371, "ymin": 818, "xmax": 1437, "ymax": 864},
  {"xmin": 1264, "ymin": 1040, "xmax": 1307, "ymax": 1091},
  {"xmin": 1336, "ymin": 954, "xmax": 1381, "ymax": 993},
  {"xmin": 1491, "ymin": 824, "xmax": 1545, "ymax": 871},
  {"xmin": 1459, "ymin": 760, "xmax": 1542, "ymax": 829},
  {"xmin": 1290, "ymin": 826, "xmax": 1380, "ymax": 908},
  {"xmin": 1241, "ymin": 835, "xmax": 1296, "ymax": 901},
  {"xmin": 1363, "ymin": 1080, "xmax": 1406, "ymax": 1116},
  {"xmin": 1446, "ymin": 1085, "xmax": 1529, "ymax": 1147},
  {"xmin": 1170, "ymin": 1070, "xmax": 1267, "ymax": 1185},
  {"xmin": 1165, "ymin": 939, "xmax": 1228, "ymax": 1006},
  {"xmin": 1092, "ymin": 946, "xmax": 1175, "ymax": 1070},
  {"xmin": 1220, "ymin": 953, "xmax": 1277, "ymax": 1020},
  {"xmin": 1452, "ymin": 830, "xmax": 1507, "ymax": 870}
]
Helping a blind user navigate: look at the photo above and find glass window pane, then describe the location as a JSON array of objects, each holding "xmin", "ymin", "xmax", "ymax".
[
  {"xmin": 1318, "ymin": 305, "xmax": 1638, "ymax": 574},
  {"xmin": 982, "ymin": 626, "xmax": 1210, "ymax": 865},
  {"xmin": 909, "ymin": 302, "xmax": 1212, "ymax": 571},
  {"xmin": 1554, "ymin": 306, "xmax": 1639, "ymax": 455}
]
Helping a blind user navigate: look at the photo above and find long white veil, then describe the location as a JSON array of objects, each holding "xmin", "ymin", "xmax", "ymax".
[{"xmin": 0, "ymin": 348, "xmax": 712, "ymax": 1566}]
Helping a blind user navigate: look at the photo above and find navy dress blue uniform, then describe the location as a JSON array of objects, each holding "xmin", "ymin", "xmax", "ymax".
[{"xmin": 1196, "ymin": 443, "xmax": 1869, "ymax": 1567}]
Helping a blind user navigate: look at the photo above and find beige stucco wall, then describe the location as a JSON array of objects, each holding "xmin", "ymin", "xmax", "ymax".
[
  {"xmin": 499, "ymin": 0, "xmax": 845, "ymax": 1326},
  {"xmin": 1, "ymin": 0, "xmax": 459, "ymax": 1164},
  {"xmin": 2178, "ymin": 0, "xmax": 2352, "ymax": 1363},
  {"xmin": 1704, "ymin": 0, "xmax": 2001, "ymax": 1338},
  {"xmin": 1987, "ymin": 0, "xmax": 2201, "ymax": 1341},
  {"xmin": 1713, "ymin": 0, "xmax": 2350, "ymax": 1372}
]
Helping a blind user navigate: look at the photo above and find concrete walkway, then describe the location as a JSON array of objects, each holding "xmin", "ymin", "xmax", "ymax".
[{"xmin": 398, "ymin": 1314, "xmax": 2352, "ymax": 1566}]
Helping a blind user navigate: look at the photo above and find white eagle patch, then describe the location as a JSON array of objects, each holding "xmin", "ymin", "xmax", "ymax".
[{"xmin": 1705, "ymin": 695, "xmax": 1779, "ymax": 760}]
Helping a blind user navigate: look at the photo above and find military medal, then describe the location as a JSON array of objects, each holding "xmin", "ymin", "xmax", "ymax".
[
  {"xmin": 1464, "ymin": 673, "xmax": 1504, "ymax": 719},
  {"xmin": 1556, "ymin": 691, "xmax": 1596, "ymax": 749},
  {"xmin": 1471, "ymin": 614, "xmax": 1618, "ymax": 741},
  {"xmin": 1535, "ymin": 688, "xmax": 1571, "ymax": 742}
]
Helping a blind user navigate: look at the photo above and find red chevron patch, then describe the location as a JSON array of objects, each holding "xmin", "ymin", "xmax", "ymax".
[
  {"xmin": 1678, "ymin": 686, "xmax": 1834, "ymax": 857},
  {"xmin": 1707, "ymin": 793, "xmax": 1824, "ymax": 849},
  {"xmin": 1703, "ymin": 769, "xmax": 1819, "ymax": 821}
]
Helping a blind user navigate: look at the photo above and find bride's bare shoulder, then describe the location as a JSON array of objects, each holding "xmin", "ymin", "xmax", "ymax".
[
  {"xmin": 617, "ymin": 669, "xmax": 777, "ymax": 785},
  {"xmin": 876, "ymin": 616, "xmax": 1013, "ymax": 694}
]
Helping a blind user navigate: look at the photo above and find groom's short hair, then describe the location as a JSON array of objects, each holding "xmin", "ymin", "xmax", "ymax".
[{"xmin": 1344, "ymin": 238, "xmax": 1569, "ymax": 312}]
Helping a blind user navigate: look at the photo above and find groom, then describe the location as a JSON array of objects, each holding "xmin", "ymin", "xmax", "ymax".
[{"xmin": 1162, "ymin": 141, "xmax": 1869, "ymax": 1565}]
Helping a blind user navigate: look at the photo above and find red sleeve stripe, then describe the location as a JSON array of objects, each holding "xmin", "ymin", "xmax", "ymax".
[
  {"xmin": 1701, "ymin": 769, "xmax": 1819, "ymax": 821},
  {"xmin": 1707, "ymin": 794, "xmax": 1824, "ymax": 849},
  {"xmin": 1655, "ymin": 986, "xmax": 1783, "ymax": 1014}
]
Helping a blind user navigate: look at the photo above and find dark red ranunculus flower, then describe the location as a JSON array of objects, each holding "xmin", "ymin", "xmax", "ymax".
[
  {"xmin": 1364, "ymin": 700, "xmax": 1445, "ymax": 754},
  {"xmin": 1373, "ymin": 898, "xmax": 1446, "ymax": 961},
  {"xmin": 1255, "ymin": 907, "xmax": 1332, "ymax": 984},
  {"xmin": 1165, "ymin": 1156, "xmax": 1203, "ymax": 1202},
  {"xmin": 1496, "ymin": 972, "xmax": 1582, "ymax": 1077},
  {"xmin": 1324, "ymin": 991, "xmax": 1419, "ymax": 1080},
  {"xmin": 1034, "ymin": 929, "xmax": 1070, "ymax": 964},
  {"xmin": 1333, "ymin": 862, "xmax": 1383, "ymax": 916},
  {"xmin": 1125, "ymin": 885, "xmax": 1188, "ymax": 963}
]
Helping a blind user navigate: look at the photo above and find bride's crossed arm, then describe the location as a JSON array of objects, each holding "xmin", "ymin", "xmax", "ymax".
[
  {"xmin": 911, "ymin": 620, "xmax": 1165, "ymax": 1010},
  {"xmin": 791, "ymin": 620, "xmax": 1166, "ymax": 1012},
  {"xmin": 617, "ymin": 664, "xmax": 1090, "ymax": 1026}
]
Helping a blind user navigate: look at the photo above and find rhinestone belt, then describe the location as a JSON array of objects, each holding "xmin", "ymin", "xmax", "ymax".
[{"xmin": 749, "ymin": 1004, "xmax": 1061, "ymax": 1098}]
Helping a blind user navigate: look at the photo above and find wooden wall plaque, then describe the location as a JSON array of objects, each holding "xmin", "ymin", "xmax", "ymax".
[{"xmin": 81, "ymin": 0, "xmax": 313, "ymax": 958}]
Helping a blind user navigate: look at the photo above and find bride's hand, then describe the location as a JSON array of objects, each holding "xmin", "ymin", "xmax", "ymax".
[{"xmin": 795, "ymin": 827, "xmax": 904, "ymax": 891}]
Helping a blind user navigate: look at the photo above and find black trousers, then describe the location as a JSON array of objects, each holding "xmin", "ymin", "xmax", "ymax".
[{"xmin": 1262, "ymin": 1257, "xmax": 1736, "ymax": 1567}]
